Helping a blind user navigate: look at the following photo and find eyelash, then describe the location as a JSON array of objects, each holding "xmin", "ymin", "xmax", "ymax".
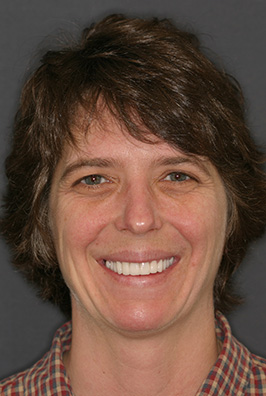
[
  {"xmin": 80, "ymin": 174, "xmax": 109, "ymax": 186},
  {"xmin": 162, "ymin": 172, "xmax": 192, "ymax": 182}
]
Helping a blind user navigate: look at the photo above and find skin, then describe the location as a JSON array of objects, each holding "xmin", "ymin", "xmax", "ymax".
[{"xmin": 49, "ymin": 112, "xmax": 228, "ymax": 396}]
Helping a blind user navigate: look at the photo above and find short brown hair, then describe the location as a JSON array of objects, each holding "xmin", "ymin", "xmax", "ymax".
[{"xmin": 1, "ymin": 14, "xmax": 266, "ymax": 317}]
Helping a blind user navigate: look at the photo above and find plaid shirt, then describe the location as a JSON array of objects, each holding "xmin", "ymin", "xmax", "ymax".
[{"xmin": 1, "ymin": 312, "xmax": 266, "ymax": 395}]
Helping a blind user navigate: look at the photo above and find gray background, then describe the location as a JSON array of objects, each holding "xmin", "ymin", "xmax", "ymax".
[{"xmin": 0, "ymin": 0, "xmax": 265, "ymax": 380}]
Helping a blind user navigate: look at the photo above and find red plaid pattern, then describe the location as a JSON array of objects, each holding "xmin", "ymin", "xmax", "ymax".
[
  {"xmin": 1, "ymin": 313, "xmax": 266, "ymax": 395},
  {"xmin": 196, "ymin": 312, "xmax": 266, "ymax": 395}
]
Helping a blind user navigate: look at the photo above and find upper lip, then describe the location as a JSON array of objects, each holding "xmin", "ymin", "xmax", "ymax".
[{"xmin": 97, "ymin": 250, "xmax": 178, "ymax": 263}]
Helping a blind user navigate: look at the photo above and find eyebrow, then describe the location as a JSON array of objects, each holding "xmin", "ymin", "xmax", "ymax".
[
  {"xmin": 157, "ymin": 157, "xmax": 198, "ymax": 167},
  {"xmin": 60, "ymin": 154, "xmax": 210, "ymax": 181},
  {"xmin": 155, "ymin": 156, "xmax": 211, "ymax": 176},
  {"xmin": 61, "ymin": 158, "xmax": 118, "ymax": 181}
]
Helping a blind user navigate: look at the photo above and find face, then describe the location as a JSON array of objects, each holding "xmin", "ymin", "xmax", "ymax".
[{"xmin": 49, "ymin": 114, "xmax": 228, "ymax": 334}]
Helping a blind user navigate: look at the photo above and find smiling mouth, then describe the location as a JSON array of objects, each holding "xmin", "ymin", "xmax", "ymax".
[{"xmin": 104, "ymin": 257, "xmax": 175, "ymax": 276}]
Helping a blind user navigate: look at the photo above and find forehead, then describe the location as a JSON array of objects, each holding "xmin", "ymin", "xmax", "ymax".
[
  {"xmin": 66, "ymin": 101, "xmax": 209, "ymax": 166},
  {"xmin": 73, "ymin": 105, "xmax": 158, "ymax": 142},
  {"xmin": 67, "ymin": 108, "xmax": 174, "ymax": 158},
  {"xmin": 66, "ymin": 114, "xmax": 197, "ymax": 170}
]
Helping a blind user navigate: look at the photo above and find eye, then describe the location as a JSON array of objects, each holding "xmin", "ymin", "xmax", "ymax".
[
  {"xmin": 163, "ymin": 172, "xmax": 191, "ymax": 182},
  {"xmin": 81, "ymin": 174, "xmax": 109, "ymax": 186}
]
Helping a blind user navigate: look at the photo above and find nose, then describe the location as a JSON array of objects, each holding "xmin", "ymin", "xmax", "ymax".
[{"xmin": 114, "ymin": 184, "xmax": 163, "ymax": 234}]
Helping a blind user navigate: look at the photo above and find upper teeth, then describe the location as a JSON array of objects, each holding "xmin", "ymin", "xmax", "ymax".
[{"xmin": 105, "ymin": 257, "xmax": 175, "ymax": 276}]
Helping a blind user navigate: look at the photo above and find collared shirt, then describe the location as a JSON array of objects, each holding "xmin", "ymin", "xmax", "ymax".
[{"xmin": 1, "ymin": 312, "xmax": 266, "ymax": 395}]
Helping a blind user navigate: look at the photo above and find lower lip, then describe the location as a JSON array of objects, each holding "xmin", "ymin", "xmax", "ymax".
[{"xmin": 99, "ymin": 257, "xmax": 180, "ymax": 286}]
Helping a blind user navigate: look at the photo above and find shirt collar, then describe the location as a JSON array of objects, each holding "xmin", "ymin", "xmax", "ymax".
[
  {"xmin": 196, "ymin": 311, "xmax": 252, "ymax": 395},
  {"xmin": 48, "ymin": 321, "xmax": 73, "ymax": 395}
]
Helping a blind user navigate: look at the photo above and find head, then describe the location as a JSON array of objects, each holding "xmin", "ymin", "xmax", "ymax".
[{"xmin": 2, "ymin": 14, "xmax": 266, "ymax": 317}]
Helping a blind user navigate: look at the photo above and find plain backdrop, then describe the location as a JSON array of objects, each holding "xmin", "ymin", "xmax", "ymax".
[{"xmin": 0, "ymin": 0, "xmax": 265, "ymax": 380}]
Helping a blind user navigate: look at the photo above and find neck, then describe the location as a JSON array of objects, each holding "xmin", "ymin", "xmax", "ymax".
[{"xmin": 64, "ymin": 304, "xmax": 219, "ymax": 396}]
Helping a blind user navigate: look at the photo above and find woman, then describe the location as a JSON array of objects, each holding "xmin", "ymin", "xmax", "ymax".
[{"xmin": 1, "ymin": 14, "xmax": 266, "ymax": 395}]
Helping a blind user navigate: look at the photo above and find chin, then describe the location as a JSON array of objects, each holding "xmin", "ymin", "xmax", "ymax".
[{"xmin": 102, "ymin": 301, "xmax": 178, "ymax": 335}]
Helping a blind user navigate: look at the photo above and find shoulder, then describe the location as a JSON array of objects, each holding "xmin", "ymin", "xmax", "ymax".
[
  {"xmin": 248, "ymin": 351, "xmax": 266, "ymax": 391},
  {"xmin": 1, "ymin": 372, "xmax": 24, "ymax": 394},
  {"xmin": 213, "ymin": 312, "xmax": 266, "ymax": 394},
  {"xmin": 0, "ymin": 352, "xmax": 50, "ymax": 395},
  {"xmin": 230, "ymin": 334, "xmax": 266, "ymax": 394},
  {"xmin": 0, "ymin": 321, "xmax": 72, "ymax": 395}
]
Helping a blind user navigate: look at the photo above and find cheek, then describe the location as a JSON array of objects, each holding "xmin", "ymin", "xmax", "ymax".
[
  {"xmin": 54, "ymin": 199, "xmax": 114, "ymax": 250},
  {"xmin": 165, "ymin": 193, "xmax": 227, "ymax": 257},
  {"xmin": 168, "ymin": 197, "xmax": 216, "ymax": 230}
]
